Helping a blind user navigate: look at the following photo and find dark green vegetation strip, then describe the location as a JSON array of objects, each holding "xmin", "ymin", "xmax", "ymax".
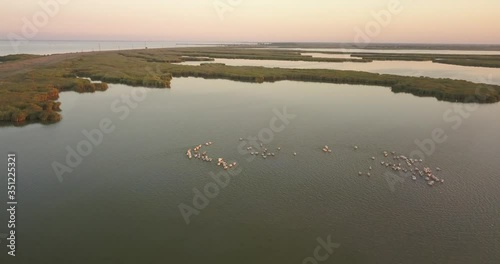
[
  {"xmin": 260, "ymin": 42, "xmax": 500, "ymax": 51},
  {"xmin": 1, "ymin": 47, "xmax": 499, "ymax": 125},
  {"xmin": 248, "ymin": 46, "xmax": 500, "ymax": 68},
  {"xmin": 0, "ymin": 54, "xmax": 43, "ymax": 62},
  {"xmin": 349, "ymin": 53, "xmax": 500, "ymax": 68}
]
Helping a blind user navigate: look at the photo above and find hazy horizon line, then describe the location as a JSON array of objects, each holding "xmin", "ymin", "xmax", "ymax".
[{"xmin": 1, "ymin": 39, "xmax": 500, "ymax": 46}]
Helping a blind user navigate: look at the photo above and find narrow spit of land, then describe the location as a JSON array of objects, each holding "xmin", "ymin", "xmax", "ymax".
[{"xmin": 1, "ymin": 47, "xmax": 499, "ymax": 125}]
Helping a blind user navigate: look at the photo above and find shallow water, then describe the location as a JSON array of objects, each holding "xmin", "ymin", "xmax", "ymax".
[
  {"xmin": 180, "ymin": 59, "xmax": 500, "ymax": 85},
  {"xmin": 301, "ymin": 52, "xmax": 363, "ymax": 60},
  {"xmin": 0, "ymin": 77, "xmax": 499, "ymax": 263}
]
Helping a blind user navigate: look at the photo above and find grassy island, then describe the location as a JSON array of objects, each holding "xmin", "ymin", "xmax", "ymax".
[
  {"xmin": 1, "ymin": 47, "xmax": 499, "ymax": 125},
  {"xmin": 250, "ymin": 43, "xmax": 500, "ymax": 68}
]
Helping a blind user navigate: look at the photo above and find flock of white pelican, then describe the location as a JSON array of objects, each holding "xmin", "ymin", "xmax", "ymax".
[
  {"xmin": 186, "ymin": 141, "xmax": 237, "ymax": 170},
  {"xmin": 186, "ymin": 140, "xmax": 445, "ymax": 187},
  {"xmin": 247, "ymin": 143, "xmax": 278, "ymax": 159},
  {"xmin": 367, "ymin": 150, "xmax": 445, "ymax": 186}
]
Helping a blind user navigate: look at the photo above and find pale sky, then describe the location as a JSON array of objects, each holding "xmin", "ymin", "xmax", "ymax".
[{"xmin": 1, "ymin": 0, "xmax": 499, "ymax": 44}]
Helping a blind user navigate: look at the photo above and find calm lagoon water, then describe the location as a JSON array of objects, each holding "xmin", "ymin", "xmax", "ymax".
[
  {"xmin": 1, "ymin": 77, "xmax": 499, "ymax": 263},
  {"xmin": 302, "ymin": 52, "xmax": 363, "ymax": 60}
]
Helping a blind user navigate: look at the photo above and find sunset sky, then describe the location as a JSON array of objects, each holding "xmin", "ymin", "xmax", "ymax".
[{"xmin": 2, "ymin": 0, "xmax": 500, "ymax": 44}]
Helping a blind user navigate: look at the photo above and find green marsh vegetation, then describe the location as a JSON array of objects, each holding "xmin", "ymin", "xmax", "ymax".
[
  {"xmin": 346, "ymin": 53, "xmax": 500, "ymax": 68},
  {"xmin": 248, "ymin": 43, "xmax": 500, "ymax": 68},
  {"xmin": 1, "ymin": 47, "xmax": 499, "ymax": 124},
  {"xmin": 259, "ymin": 42, "xmax": 500, "ymax": 51},
  {"xmin": 0, "ymin": 54, "xmax": 43, "ymax": 62}
]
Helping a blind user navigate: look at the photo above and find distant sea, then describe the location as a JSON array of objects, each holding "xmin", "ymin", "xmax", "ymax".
[
  {"xmin": 0, "ymin": 40, "xmax": 248, "ymax": 56},
  {"xmin": 2, "ymin": 40, "xmax": 500, "ymax": 57}
]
